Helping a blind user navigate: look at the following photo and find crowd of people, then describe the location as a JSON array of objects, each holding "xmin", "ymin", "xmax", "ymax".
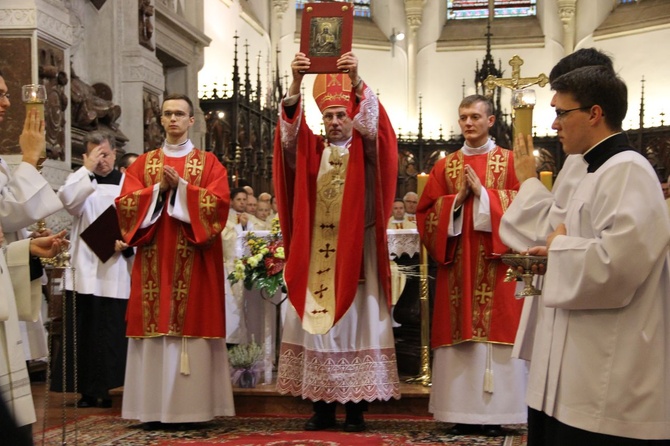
[{"xmin": 1, "ymin": 46, "xmax": 669, "ymax": 446}]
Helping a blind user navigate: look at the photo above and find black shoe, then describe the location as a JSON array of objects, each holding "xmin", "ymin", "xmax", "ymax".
[
  {"xmin": 98, "ymin": 398, "xmax": 113, "ymax": 408},
  {"xmin": 343, "ymin": 416, "xmax": 366, "ymax": 432},
  {"xmin": 76, "ymin": 396, "xmax": 97, "ymax": 408},
  {"xmin": 140, "ymin": 421, "xmax": 164, "ymax": 431},
  {"xmin": 447, "ymin": 423, "xmax": 481, "ymax": 435},
  {"xmin": 304, "ymin": 413, "xmax": 337, "ymax": 431},
  {"xmin": 481, "ymin": 424, "xmax": 504, "ymax": 437}
]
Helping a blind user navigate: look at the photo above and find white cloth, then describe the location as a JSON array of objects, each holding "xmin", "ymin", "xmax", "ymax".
[
  {"xmin": 429, "ymin": 343, "xmax": 528, "ymax": 424},
  {"xmin": 276, "ymin": 227, "xmax": 400, "ymax": 403},
  {"xmin": 0, "ymin": 160, "xmax": 62, "ymax": 234},
  {"xmin": 57, "ymin": 166, "xmax": 132, "ymax": 298},
  {"xmin": 0, "ymin": 158, "xmax": 62, "ymax": 361},
  {"xmin": 502, "ymin": 149, "xmax": 670, "ymax": 440},
  {"xmin": 221, "ymin": 211, "xmax": 249, "ymax": 344},
  {"xmin": 122, "ymin": 337, "xmax": 235, "ymax": 423},
  {"xmin": 0, "ymin": 240, "xmax": 37, "ymax": 427}
]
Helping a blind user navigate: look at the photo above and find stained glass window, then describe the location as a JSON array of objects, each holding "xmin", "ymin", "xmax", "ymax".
[
  {"xmin": 296, "ymin": 0, "xmax": 371, "ymax": 18},
  {"xmin": 447, "ymin": 0, "xmax": 536, "ymax": 20}
]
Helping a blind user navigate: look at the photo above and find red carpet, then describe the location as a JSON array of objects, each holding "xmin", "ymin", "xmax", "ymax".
[{"xmin": 36, "ymin": 414, "xmax": 527, "ymax": 445}]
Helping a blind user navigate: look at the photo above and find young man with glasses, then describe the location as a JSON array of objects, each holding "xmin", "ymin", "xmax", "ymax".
[
  {"xmin": 116, "ymin": 93, "xmax": 234, "ymax": 429},
  {"xmin": 501, "ymin": 51, "xmax": 670, "ymax": 445}
]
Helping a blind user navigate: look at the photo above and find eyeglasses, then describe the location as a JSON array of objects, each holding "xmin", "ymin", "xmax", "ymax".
[
  {"xmin": 0, "ymin": 92, "xmax": 10, "ymax": 100},
  {"xmin": 323, "ymin": 111, "xmax": 348, "ymax": 123},
  {"xmin": 554, "ymin": 106, "xmax": 592, "ymax": 120},
  {"xmin": 162, "ymin": 110, "xmax": 190, "ymax": 119}
]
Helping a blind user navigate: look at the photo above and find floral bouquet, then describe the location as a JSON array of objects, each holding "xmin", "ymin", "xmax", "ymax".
[{"xmin": 228, "ymin": 217, "xmax": 286, "ymax": 298}]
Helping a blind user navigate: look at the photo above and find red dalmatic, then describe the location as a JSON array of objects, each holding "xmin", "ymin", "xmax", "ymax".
[
  {"xmin": 417, "ymin": 147, "xmax": 522, "ymax": 348},
  {"xmin": 116, "ymin": 148, "xmax": 230, "ymax": 338}
]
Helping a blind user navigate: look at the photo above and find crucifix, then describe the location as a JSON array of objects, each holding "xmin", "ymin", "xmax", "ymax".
[
  {"xmin": 483, "ymin": 55, "xmax": 548, "ymax": 96},
  {"xmin": 483, "ymin": 55, "xmax": 549, "ymax": 143}
]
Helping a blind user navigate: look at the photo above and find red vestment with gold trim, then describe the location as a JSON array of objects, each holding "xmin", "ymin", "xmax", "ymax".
[
  {"xmin": 417, "ymin": 146, "xmax": 521, "ymax": 348},
  {"xmin": 116, "ymin": 148, "xmax": 229, "ymax": 338},
  {"xmin": 273, "ymin": 86, "xmax": 397, "ymax": 333}
]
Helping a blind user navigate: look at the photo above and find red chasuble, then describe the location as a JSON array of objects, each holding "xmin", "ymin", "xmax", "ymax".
[
  {"xmin": 417, "ymin": 147, "xmax": 521, "ymax": 348},
  {"xmin": 273, "ymin": 84, "xmax": 397, "ymax": 333},
  {"xmin": 115, "ymin": 148, "xmax": 230, "ymax": 338}
]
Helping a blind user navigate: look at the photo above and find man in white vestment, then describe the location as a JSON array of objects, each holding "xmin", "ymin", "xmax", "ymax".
[
  {"xmin": 0, "ymin": 69, "xmax": 65, "ymax": 441},
  {"xmin": 53, "ymin": 131, "xmax": 133, "ymax": 408},
  {"xmin": 387, "ymin": 198, "xmax": 416, "ymax": 230},
  {"xmin": 221, "ymin": 187, "xmax": 252, "ymax": 345},
  {"xmin": 402, "ymin": 192, "xmax": 418, "ymax": 223},
  {"xmin": 501, "ymin": 52, "xmax": 670, "ymax": 445},
  {"xmin": 0, "ymin": 73, "xmax": 63, "ymax": 367}
]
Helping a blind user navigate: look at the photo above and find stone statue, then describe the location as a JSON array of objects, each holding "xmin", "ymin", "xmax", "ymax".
[
  {"xmin": 70, "ymin": 67, "xmax": 121, "ymax": 131},
  {"xmin": 139, "ymin": 0, "xmax": 155, "ymax": 50}
]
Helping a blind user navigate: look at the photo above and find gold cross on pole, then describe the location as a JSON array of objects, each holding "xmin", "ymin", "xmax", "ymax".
[{"xmin": 483, "ymin": 55, "xmax": 549, "ymax": 96}]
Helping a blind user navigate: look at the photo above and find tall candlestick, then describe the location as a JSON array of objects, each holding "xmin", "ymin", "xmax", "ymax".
[
  {"xmin": 417, "ymin": 172, "xmax": 429, "ymax": 197},
  {"xmin": 21, "ymin": 84, "xmax": 47, "ymax": 162},
  {"xmin": 540, "ymin": 171, "xmax": 553, "ymax": 190},
  {"xmin": 512, "ymin": 88, "xmax": 535, "ymax": 143}
]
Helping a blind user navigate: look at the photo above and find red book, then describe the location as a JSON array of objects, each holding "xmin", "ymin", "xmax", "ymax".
[
  {"xmin": 80, "ymin": 205, "xmax": 123, "ymax": 263},
  {"xmin": 299, "ymin": 2, "xmax": 354, "ymax": 74}
]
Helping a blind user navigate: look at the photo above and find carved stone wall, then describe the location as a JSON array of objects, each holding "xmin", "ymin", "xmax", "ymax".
[{"xmin": 0, "ymin": 37, "xmax": 31, "ymax": 155}]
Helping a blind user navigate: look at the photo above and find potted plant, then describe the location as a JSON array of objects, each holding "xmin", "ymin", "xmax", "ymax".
[{"xmin": 228, "ymin": 340, "xmax": 263, "ymax": 388}]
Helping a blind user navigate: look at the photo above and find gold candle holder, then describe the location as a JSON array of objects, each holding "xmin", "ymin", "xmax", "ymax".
[
  {"xmin": 512, "ymin": 88, "xmax": 536, "ymax": 144},
  {"xmin": 540, "ymin": 171, "xmax": 553, "ymax": 190},
  {"xmin": 21, "ymin": 84, "xmax": 47, "ymax": 163},
  {"xmin": 406, "ymin": 171, "xmax": 432, "ymax": 387}
]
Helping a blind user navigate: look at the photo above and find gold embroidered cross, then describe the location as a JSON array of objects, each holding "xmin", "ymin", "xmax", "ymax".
[
  {"xmin": 446, "ymin": 158, "xmax": 462, "ymax": 179},
  {"xmin": 475, "ymin": 283, "xmax": 494, "ymax": 305},
  {"xmin": 144, "ymin": 279, "xmax": 159, "ymax": 301},
  {"xmin": 489, "ymin": 154, "xmax": 505, "ymax": 174},
  {"xmin": 427, "ymin": 214, "xmax": 439, "ymax": 233},
  {"xmin": 201, "ymin": 194, "xmax": 217, "ymax": 215},
  {"xmin": 319, "ymin": 243, "xmax": 336, "ymax": 258},
  {"xmin": 313, "ymin": 284, "xmax": 329, "ymax": 299}
]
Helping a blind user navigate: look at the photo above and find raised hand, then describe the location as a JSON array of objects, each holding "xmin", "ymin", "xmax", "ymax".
[
  {"xmin": 19, "ymin": 107, "xmax": 46, "ymax": 167},
  {"xmin": 513, "ymin": 133, "xmax": 538, "ymax": 183}
]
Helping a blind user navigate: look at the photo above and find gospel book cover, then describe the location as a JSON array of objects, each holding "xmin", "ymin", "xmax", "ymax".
[{"xmin": 299, "ymin": 2, "xmax": 354, "ymax": 74}]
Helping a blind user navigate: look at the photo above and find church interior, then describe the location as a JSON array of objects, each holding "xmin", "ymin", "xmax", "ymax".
[{"xmin": 1, "ymin": 0, "xmax": 669, "ymax": 444}]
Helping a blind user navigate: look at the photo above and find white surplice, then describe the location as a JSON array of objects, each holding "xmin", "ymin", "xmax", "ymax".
[
  {"xmin": 501, "ymin": 146, "xmax": 670, "ymax": 440},
  {"xmin": 0, "ymin": 158, "xmax": 63, "ymax": 362},
  {"xmin": 0, "ymin": 239, "xmax": 37, "ymax": 427}
]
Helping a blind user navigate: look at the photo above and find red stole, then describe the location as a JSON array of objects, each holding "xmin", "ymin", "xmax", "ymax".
[{"xmin": 417, "ymin": 147, "xmax": 521, "ymax": 347}]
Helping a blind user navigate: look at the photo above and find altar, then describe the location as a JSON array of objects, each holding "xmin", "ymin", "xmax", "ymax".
[{"xmin": 230, "ymin": 229, "xmax": 424, "ymax": 383}]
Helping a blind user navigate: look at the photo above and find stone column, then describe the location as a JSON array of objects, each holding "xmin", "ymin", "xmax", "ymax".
[
  {"xmin": 404, "ymin": 0, "xmax": 426, "ymax": 125},
  {"xmin": 558, "ymin": 0, "xmax": 577, "ymax": 55},
  {"xmin": 271, "ymin": 0, "xmax": 289, "ymax": 72}
]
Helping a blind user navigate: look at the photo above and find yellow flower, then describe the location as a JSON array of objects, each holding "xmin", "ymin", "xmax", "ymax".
[{"xmin": 275, "ymin": 247, "xmax": 285, "ymax": 259}]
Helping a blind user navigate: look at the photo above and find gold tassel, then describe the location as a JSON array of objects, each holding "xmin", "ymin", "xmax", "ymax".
[{"xmin": 180, "ymin": 337, "xmax": 190, "ymax": 375}]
